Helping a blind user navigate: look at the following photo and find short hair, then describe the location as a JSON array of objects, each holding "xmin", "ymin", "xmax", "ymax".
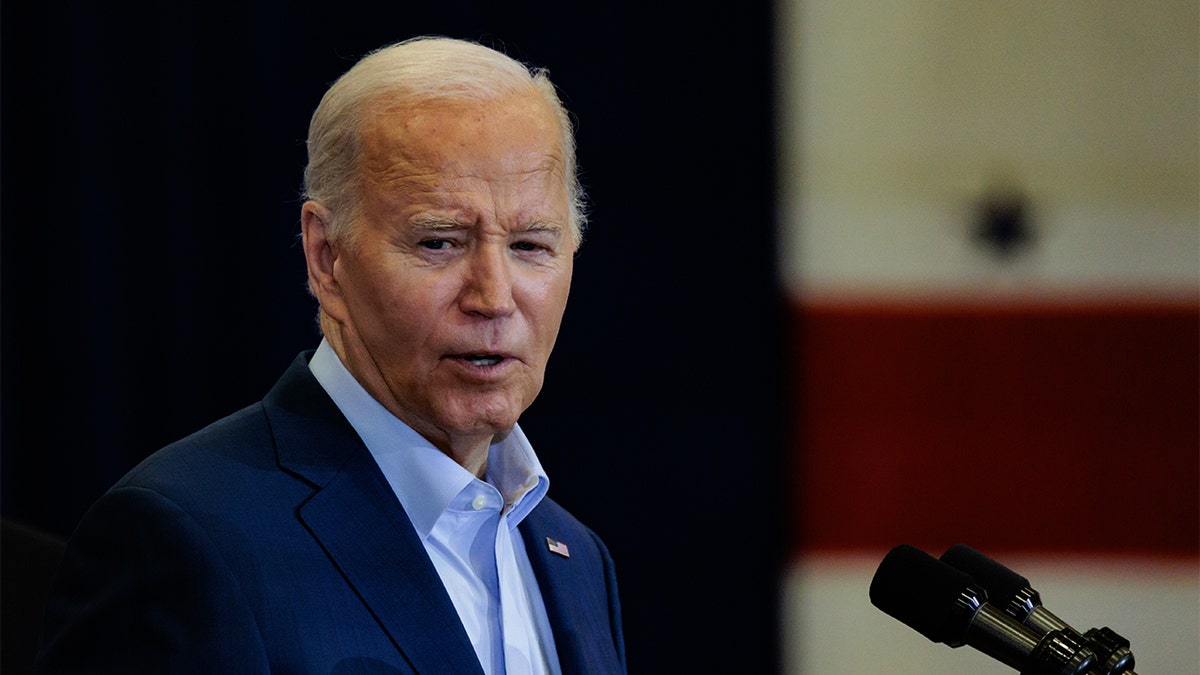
[{"xmin": 303, "ymin": 37, "xmax": 585, "ymax": 246}]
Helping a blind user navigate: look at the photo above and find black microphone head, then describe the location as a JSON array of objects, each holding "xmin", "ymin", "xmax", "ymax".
[
  {"xmin": 940, "ymin": 544, "xmax": 1032, "ymax": 604},
  {"xmin": 869, "ymin": 544, "xmax": 985, "ymax": 645}
]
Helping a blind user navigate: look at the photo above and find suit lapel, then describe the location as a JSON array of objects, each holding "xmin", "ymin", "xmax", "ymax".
[
  {"xmin": 299, "ymin": 451, "xmax": 483, "ymax": 674},
  {"xmin": 265, "ymin": 354, "xmax": 484, "ymax": 675},
  {"xmin": 521, "ymin": 506, "xmax": 623, "ymax": 675}
]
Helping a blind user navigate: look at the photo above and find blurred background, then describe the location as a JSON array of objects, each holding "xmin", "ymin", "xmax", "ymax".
[
  {"xmin": 779, "ymin": 2, "xmax": 1198, "ymax": 673},
  {"xmin": 2, "ymin": 1, "xmax": 1196, "ymax": 674}
]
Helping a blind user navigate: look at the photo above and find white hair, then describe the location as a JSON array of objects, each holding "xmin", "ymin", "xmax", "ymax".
[{"xmin": 303, "ymin": 37, "xmax": 585, "ymax": 245}]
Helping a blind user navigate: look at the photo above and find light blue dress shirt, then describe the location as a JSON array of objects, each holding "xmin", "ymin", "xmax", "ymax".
[{"xmin": 309, "ymin": 340, "xmax": 561, "ymax": 675}]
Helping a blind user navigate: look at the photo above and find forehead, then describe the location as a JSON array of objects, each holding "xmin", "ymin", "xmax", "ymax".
[{"xmin": 359, "ymin": 94, "xmax": 566, "ymax": 189}]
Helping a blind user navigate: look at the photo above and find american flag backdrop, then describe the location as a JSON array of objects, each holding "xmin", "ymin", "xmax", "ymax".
[{"xmin": 775, "ymin": 2, "xmax": 1199, "ymax": 672}]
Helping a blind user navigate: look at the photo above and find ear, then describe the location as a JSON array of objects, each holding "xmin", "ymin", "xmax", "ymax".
[{"xmin": 300, "ymin": 200, "xmax": 348, "ymax": 323}]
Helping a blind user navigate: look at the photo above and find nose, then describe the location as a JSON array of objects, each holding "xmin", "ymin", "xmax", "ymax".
[{"xmin": 459, "ymin": 244, "xmax": 516, "ymax": 318}]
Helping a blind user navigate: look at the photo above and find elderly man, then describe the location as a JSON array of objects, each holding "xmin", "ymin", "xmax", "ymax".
[{"xmin": 36, "ymin": 37, "xmax": 626, "ymax": 674}]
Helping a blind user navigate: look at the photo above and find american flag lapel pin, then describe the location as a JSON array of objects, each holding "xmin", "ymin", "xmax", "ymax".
[{"xmin": 546, "ymin": 537, "xmax": 570, "ymax": 558}]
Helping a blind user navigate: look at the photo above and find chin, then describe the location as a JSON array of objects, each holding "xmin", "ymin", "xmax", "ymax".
[{"xmin": 437, "ymin": 398, "xmax": 525, "ymax": 438}]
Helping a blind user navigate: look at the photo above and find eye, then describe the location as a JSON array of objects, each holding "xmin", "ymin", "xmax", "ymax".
[
  {"xmin": 510, "ymin": 241, "xmax": 543, "ymax": 252},
  {"xmin": 419, "ymin": 238, "xmax": 454, "ymax": 250}
]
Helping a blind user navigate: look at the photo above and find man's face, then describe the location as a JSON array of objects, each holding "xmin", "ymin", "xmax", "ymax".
[{"xmin": 319, "ymin": 94, "xmax": 574, "ymax": 453}]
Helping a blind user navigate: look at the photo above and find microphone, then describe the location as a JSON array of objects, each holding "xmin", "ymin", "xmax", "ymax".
[
  {"xmin": 940, "ymin": 544, "xmax": 1137, "ymax": 675},
  {"xmin": 870, "ymin": 544, "xmax": 1098, "ymax": 675}
]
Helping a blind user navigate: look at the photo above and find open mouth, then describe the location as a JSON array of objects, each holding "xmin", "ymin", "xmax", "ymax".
[{"xmin": 462, "ymin": 354, "xmax": 504, "ymax": 367}]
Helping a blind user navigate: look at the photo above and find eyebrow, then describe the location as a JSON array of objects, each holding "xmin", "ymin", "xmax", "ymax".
[
  {"xmin": 408, "ymin": 214, "xmax": 468, "ymax": 232},
  {"xmin": 408, "ymin": 214, "xmax": 566, "ymax": 236},
  {"xmin": 517, "ymin": 221, "xmax": 565, "ymax": 236}
]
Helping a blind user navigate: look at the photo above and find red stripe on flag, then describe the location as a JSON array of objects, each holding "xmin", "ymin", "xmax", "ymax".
[{"xmin": 790, "ymin": 297, "xmax": 1199, "ymax": 557}]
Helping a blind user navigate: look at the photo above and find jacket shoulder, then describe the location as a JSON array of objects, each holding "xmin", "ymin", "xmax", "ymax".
[{"xmin": 117, "ymin": 402, "xmax": 277, "ymax": 498}]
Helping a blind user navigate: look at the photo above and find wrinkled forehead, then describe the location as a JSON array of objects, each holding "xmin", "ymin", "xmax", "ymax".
[{"xmin": 359, "ymin": 94, "xmax": 566, "ymax": 181}]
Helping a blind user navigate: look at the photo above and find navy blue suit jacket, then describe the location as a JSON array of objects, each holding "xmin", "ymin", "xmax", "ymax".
[{"xmin": 36, "ymin": 353, "xmax": 626, "ymax": 674}]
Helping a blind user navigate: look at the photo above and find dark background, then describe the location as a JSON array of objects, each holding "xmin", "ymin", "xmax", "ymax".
[{"xmin": 2, "ymin": 2, "xmax": 786, "ymax": 672}]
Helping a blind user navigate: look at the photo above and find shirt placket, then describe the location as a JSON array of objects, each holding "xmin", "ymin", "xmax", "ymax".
[{"xmin": 495, "ymin": 511, "xmax": 537, "ymax": 675}]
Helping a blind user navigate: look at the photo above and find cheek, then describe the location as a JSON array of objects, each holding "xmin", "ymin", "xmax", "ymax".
[
  {"xmin": 529, "ymin": 273, "xmax": 572, "ymax": 340},
  {"xmin": 550, "ymin": 267, "xmax": 573, "ymax": 316},
  {"xmin": 351, "ymin": 271, "xmax": 447, "ymax": 349}
]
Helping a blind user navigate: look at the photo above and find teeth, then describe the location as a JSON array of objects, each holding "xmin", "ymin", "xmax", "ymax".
[{"xmin": 465, "ymin": 355, "xmax": 502, "ymax": 366}]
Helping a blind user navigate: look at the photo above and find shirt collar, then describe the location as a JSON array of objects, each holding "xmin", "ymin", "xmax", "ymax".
[{"xmin": 308, "ymin": 339, "xmax": 549, "ymax": 537}]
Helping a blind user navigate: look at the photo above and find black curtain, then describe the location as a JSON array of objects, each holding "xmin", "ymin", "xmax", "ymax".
[{"xmin": 2, "ymin": 2, "xmax": 786, "ymax": 672}]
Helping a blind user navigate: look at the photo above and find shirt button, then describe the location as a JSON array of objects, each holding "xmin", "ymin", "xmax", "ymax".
[{"xmin": 471, "ymin": 495, "xmax": 487, "ymax": 511}]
